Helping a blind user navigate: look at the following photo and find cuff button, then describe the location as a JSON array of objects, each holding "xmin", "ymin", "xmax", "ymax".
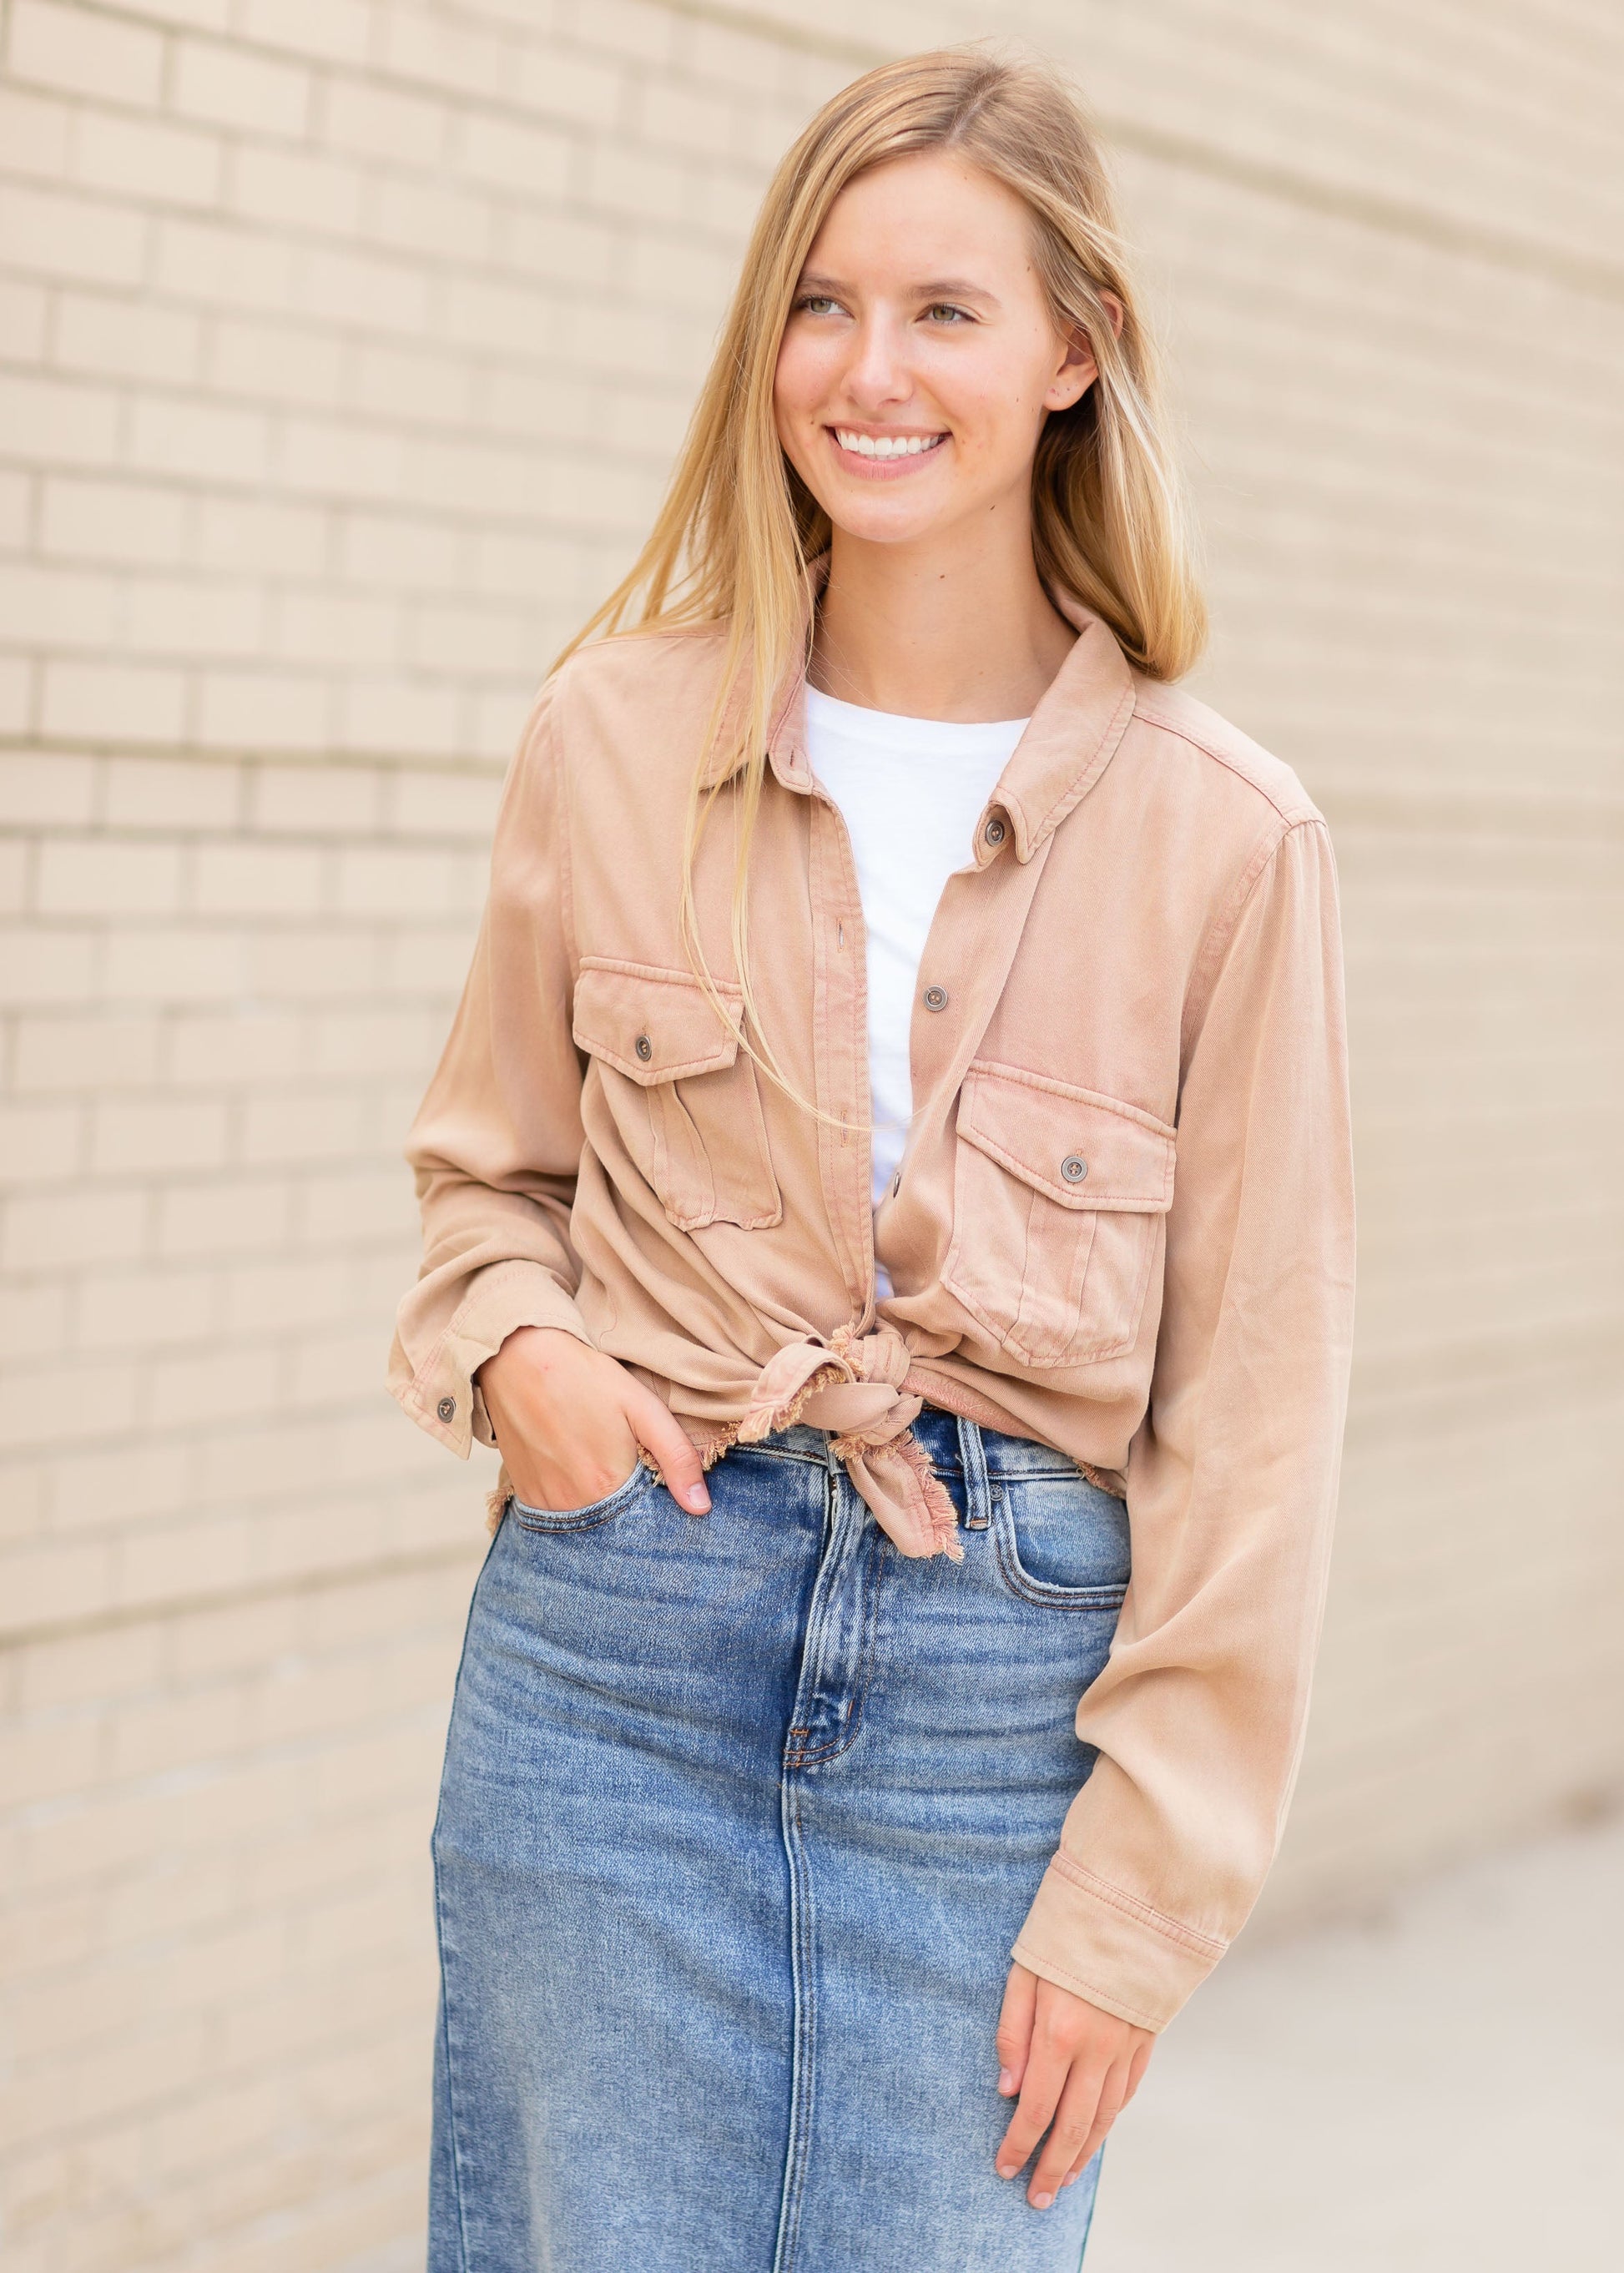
[{"xmin": 436, "ymin": 1396, "xmax": 456, "ymax": 1423}]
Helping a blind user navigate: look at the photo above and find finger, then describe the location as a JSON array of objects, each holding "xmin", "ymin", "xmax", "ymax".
[
  {"xmin": 995, "ymin": 2030, "xmax": 1072, "ymax": 2180},
  {"xmin": 1063, "ymin": 2037, "xmax": 1151, "ymax": 2186},
  {"xmin": 623, "ymin": 1383, "xmax": 710, "ymax": 1514},
  {"xmin": 1026, "ymin": 2059, "xmax": 1110, "ymax": 2209},
  {"xmin": 1060, "ymin": 2060, "xmax": 1132, "ymax": 2185},
  {"xmin": 995, "ymin": 1964, "xmax": 1036, "ymax": 2098}
]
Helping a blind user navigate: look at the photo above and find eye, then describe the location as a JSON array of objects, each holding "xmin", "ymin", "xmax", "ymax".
[
  {"xmin": 795, "ymin": 294, "xmax": 842, "ymax": 316},
  {"xmin": 923, "ymin": 303, "xmax": 973, "ymax": 325}
]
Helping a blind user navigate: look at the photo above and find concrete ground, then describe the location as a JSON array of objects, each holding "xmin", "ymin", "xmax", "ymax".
[{"xmin": 1085, "ymin": 1815, "xmax": 1624, "ymax": 2271}]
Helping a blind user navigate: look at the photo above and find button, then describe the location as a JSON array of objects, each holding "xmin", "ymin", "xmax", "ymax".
[
  {"xmin": 983, "ymin": 816, "xmax": 1006, "ymax": 846},
  {"xmin": 922, "ymin": 985, "xmax": 948, "ymax": 1012},
  {"xmin": 1061, "ymin": 1155, "xmax": 1088, "ymax": 1183},
  {"xmin": 634, "ymin": 1033, "xmax": 653, "ymax": 1061},
  {"xmin": 436, "ymin": 1395, "xmax": 456, "ymax": 1422}
]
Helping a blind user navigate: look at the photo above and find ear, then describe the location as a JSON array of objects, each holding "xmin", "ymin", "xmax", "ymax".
[{"xmin": 1044, "ymin": 295, "xmax": 1123, "ymax": 412}]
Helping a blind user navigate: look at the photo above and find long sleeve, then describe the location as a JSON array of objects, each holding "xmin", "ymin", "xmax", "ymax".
[
  {"xmin": 1011, "ymin": 814, "xmax": 1356, "ymax": 2029},
  {"xmin": 387, "ymin": 677, "xmax": 596, "ymax": 1459}
]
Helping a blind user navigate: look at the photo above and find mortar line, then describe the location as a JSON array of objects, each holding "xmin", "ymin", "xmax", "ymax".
[
  {"xmin": 1, "ymin": 1538, "xmax": 482, "ymax": 1654},
  {"xmin": 30, "ymin": 0, "xmax": 1624, "ymax": 310},
  {"xmin": 643, "ymin": 0, "xmax": 1624, "ymax": 307}
]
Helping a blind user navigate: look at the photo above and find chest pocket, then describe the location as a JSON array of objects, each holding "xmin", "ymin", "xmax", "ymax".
[
  {"xmin": 572, "ymin": 957, "xmax": 782, "ymax": 1232},
  {"xmin": 942, "ymin": 1061, "xmax": 1174, "ymax": 1368}
]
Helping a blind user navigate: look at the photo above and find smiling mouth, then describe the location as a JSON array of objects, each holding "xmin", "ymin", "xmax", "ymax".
[{"xmin": 830, "ymin": 427, "xmax": 947, "ymax": 460}]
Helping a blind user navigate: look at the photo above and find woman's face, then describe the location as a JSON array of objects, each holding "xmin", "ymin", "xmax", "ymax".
[{"xmin": 774, "ymin": 150, "xmax": 1097, "ymax": 551}]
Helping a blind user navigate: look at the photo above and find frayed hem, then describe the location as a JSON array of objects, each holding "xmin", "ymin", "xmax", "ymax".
[
  {"xmin": 736, "ymin": 1360, "xmax": 845, "ymax": 1445},
  {"xmin": 637, "ymin": 1420, "xmax": 740, "ymax": 1481}
]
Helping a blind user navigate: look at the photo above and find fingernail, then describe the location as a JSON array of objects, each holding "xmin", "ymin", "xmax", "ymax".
[
  {"xmin": 997, "ymin": 2067, "xmax": 1016, "ymax": 2094},
  {"xmin": 1032, "ymin": 2191, "xmax": 1054, "ymax": 2211},
  {"xmin": 1062, "ymin": 2172, "xmax": 1078, "ymax": 2188},
  {"xmin": 683, "ymin": 1485, "xmax": 709, "ymax": 1512},
  {"xmin": 995, "ymin": 2160, "xmax": 1016, "ymax": 2180}
]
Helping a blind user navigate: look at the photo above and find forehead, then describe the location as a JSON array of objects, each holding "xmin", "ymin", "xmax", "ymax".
[{"xmin": 801, "ymin": 151, "xmax": 1036, "ymax": 282}]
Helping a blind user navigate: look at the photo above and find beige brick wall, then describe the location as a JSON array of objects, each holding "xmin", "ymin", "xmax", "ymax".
[{"xmin": 2, "ymin": 3, "xmax": 1621, "ymax": 2267}]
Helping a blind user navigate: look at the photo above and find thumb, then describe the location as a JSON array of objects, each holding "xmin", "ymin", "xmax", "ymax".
[{"xmin": 623, "ymin": 1383, "xmax": 711, "ymax": 1515}]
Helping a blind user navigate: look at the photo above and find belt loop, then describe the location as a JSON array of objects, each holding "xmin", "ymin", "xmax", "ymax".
[{"xmin": 956, "ymin": 1413, "xmax": 991, "ymax": 1530}]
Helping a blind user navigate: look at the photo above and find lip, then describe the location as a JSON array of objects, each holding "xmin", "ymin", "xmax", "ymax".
[{"xmin": 824, "ymin": 423, "xmax": 950, "ymax": 480}]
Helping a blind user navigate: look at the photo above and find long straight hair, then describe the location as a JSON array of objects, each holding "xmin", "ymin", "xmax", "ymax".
[{"xmin": 554, "ymin": 45, "xmax": 1205, "ymax": 1107}]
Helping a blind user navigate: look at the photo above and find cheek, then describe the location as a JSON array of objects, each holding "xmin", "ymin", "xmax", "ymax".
[
  {"xmin": 773, "ymin": 330, "xmax": 830, "ymax": 431},
  {"xmin": 925, "ymin": 335, "xmax": 1043, "ymax": 422},
  {"xmin": 935, "ymin": 388, "xmax": 1029, "ymax": 466},
  {"xmin": 936, "ymin": 358, "xmax": 1051, "ymax": 467}
]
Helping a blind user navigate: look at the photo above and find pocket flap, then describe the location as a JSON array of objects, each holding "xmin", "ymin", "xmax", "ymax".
[
  {"xmin": 956, "ymin": 1062, "xmax": 1174, "ymax": 1211},
  {"xmin": 572, "ymin": 958, "xmax": 743, "ymax": 1086}
]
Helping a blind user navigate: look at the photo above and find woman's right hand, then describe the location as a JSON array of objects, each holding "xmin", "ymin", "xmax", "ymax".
[{"xmin": 477, "ymin": 1326, "xmax": 712, "ymax": 1517}]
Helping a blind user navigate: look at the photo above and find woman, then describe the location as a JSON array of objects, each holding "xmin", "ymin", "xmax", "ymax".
[{"xmin": 391, "ymin": 44, "xmax": 1354, "ymax": 2273}]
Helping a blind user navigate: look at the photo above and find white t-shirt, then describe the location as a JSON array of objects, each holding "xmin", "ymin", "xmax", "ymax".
[{"xmin": 804, "ymin": 685, "xmax": 1029, "ymax": 1298}]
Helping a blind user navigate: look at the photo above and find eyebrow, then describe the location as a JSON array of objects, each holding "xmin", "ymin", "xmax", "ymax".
[{"xmin": 796, "ymin": 270, "xmax": 1001, "ymax": 306}]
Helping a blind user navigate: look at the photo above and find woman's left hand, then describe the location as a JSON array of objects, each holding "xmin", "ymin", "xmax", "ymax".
[{"xmin": 994, "ymin": 1962, "xmax": 1155, "ymax": 2208}]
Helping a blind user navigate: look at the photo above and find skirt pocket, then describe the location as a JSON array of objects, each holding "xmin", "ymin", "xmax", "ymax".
[
  {"xmin": 507, "ymin": 1458, "xmax": 657, "ymax": 1534},
  {"xmin": 991, "ymin": 1464, "xmax": 1132, "ymax": 1611}
]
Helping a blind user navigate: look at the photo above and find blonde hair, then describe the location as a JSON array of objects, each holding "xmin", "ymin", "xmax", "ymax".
[{"xmin": 556, "ymin": 44, "xmax": 1204, "ymax": 1107}]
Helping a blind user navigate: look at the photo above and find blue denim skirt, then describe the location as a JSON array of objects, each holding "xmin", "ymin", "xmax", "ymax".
[{"xmin": 429, "ymin": 1407, "xmax": 1129, "ymax": 2272}]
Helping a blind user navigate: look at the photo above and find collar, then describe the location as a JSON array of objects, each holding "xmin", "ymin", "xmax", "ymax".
[{"xmin": 705, "ymin": 553, "xmax": 1138, "ymax": 864}]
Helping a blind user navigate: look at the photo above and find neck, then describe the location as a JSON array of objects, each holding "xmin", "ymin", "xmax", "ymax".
[{"xmin": 808, "ymin": 514, "xmax": 1077, "ymax": 723}]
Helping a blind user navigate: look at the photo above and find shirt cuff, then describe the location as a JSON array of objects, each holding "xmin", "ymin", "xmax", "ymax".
[
  {"xmin": 1011, "ymin": 1852, "xmax": 1230, "ymax": 2034},
  {"xmin": 391, "ymin": 1259, "xmax": 596, "ymax": 1459}
]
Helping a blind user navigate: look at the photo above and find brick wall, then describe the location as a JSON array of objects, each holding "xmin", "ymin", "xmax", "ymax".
[{"xmin": 3, "ymin": 4, "xmax": 1621, "ymax": 2268}]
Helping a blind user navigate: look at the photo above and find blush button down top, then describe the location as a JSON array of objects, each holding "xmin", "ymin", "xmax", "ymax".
[{"xmin": 389, "ymin": 577, "xmax": 1356, "ymax": 2033}]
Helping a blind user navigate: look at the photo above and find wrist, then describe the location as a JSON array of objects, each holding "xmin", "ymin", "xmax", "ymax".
[{"xmin": 480, "ymin": 1323, "xmax": 578, "ymax": 1387}]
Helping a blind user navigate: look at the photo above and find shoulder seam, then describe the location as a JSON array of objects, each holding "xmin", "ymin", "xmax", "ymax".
[
  {"xmin": 1181, "ymin": 813, "xmax": 1327, "ymax": 1063},
  {"xmin": 1131, "ymin": 695, "xmax": 1317, "ymax": 825}
]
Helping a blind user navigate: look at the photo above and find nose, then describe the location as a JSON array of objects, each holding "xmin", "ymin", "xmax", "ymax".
[{"xmin": 841, "ymin": 311, "xmax": 913, "ymax": 412}]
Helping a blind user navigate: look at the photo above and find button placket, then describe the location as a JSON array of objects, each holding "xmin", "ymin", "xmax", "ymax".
[
  {"xmin": 905, "ymin": 830, "xmax": 1059, "ymax": 1210},
  {"xmin": 804, "ymin": 787, "xmax": 879, "ymax": 1319}
]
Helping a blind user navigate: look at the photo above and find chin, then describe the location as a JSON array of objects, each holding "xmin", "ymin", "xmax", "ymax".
[{"xmin": 819, "ymin": 492, "xmax": 952, "ymax": 547}]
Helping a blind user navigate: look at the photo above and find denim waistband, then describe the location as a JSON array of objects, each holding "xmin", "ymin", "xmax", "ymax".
[{"xmin": 739, "ymin": 1404, "xmax": 1083, "ymax": 1481}]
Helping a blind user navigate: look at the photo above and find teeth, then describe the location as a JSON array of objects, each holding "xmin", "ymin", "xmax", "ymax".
[{"xmin": 835, "ymin": 429, "xmax": 944, "ymax": 459}]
